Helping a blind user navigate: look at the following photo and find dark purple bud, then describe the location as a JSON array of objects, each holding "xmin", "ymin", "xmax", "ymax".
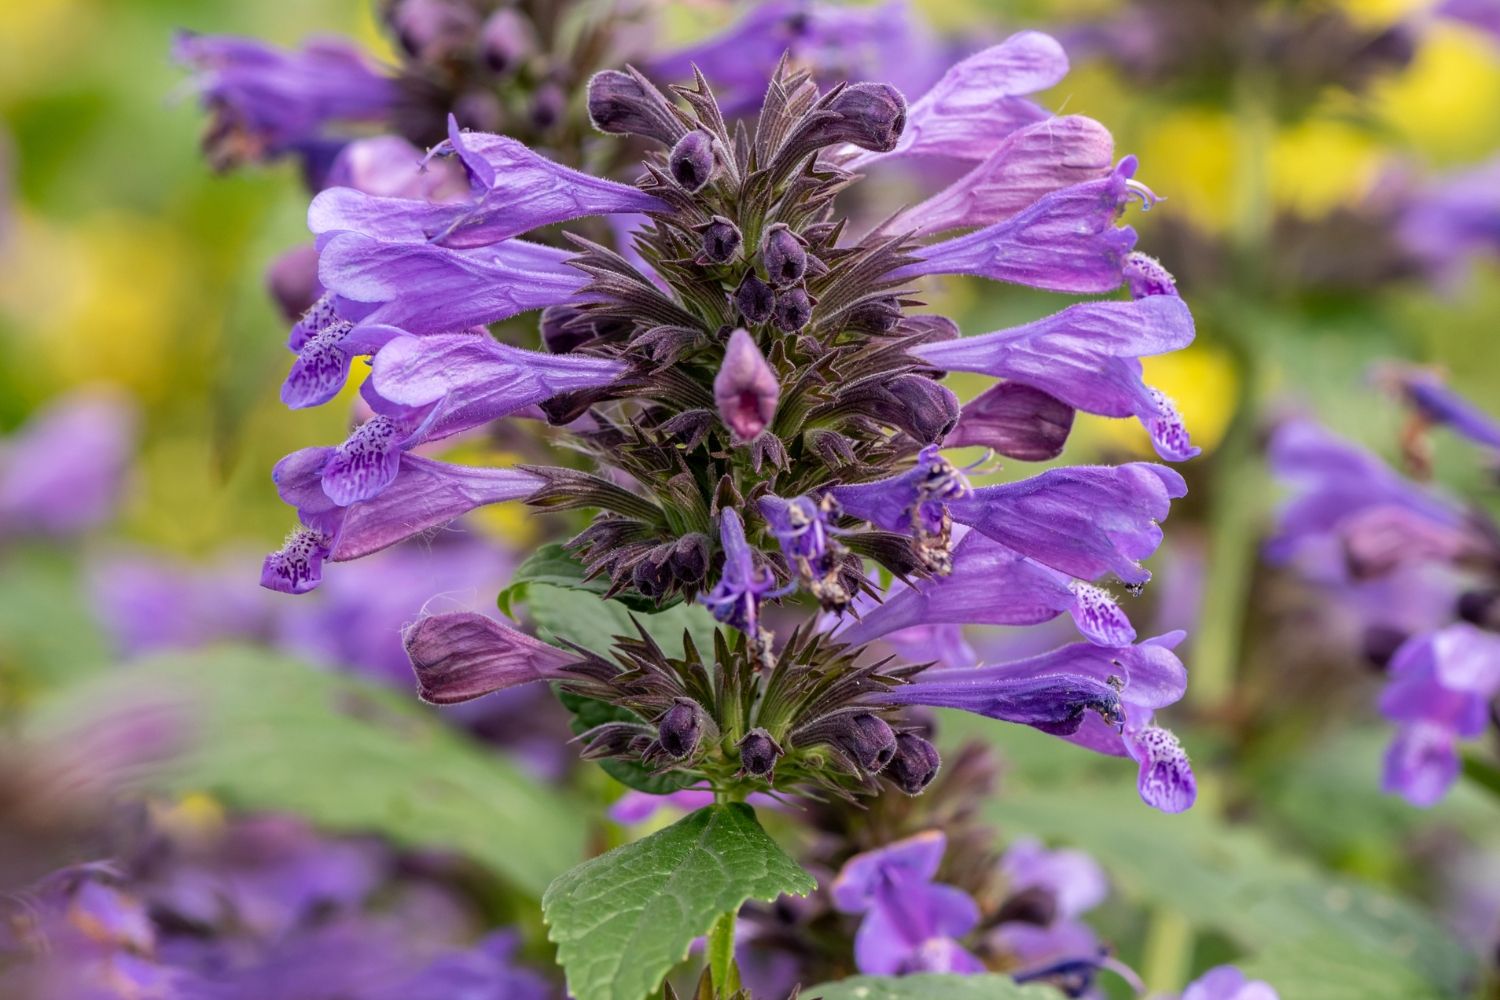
[
  {"xmin": 734, "ymin": 273, "xmax": 776, "ymax": 324},
  {"xmin": 881, "ymin": 375, "xmax": 960, "ymax": 445},
  {"xmin": 886, "ymin": 732, "xmax": 941, "ymax": 795},
  {"xmin": 834, "ymin": 713, "xmax": 897, "ymax": 773},
  {"xmin": 738, "ymin": 728, "xmax": 783, "ymax": 779},
  {"xmin": 842, "ymin": 295, "xmax": 903, "ymax": 335},
  {"xmin": 995, "ymin": 886, "xmax": 1058, "ymax": 927},
  {"xmin": 670, "ymin": 532, "xmax": 711, "ymax": 585},
  {"xmin": 531, "ymin": 82, "xmax": 566, "ymax": 131},
  {"xmin": 480, "ymin": 8, "xmax": 536, "ymax": 74},
  {"xmin": 821, "ymin": 82, "xmax": 907, "ymax": 152},
  {"xmin": 945, "ymin": 382, "xmax": 1075, "ymax": 461},
  {"xmin": 631, "ymin": 545, "xmax": 675, "ymax": 600},
  {"xmin": 587, "ymin": 68, "xmax": 687, "ymax": 146},
  {"xmin": 898, "ymin": 315, "xmax": 961, "ymax": 345},
  {"xmin": 698, "ymin": 216, "xmax": 742, "ymax": 264},
  {"xmin": 772, "ymin": 285, "xmax": 813, "ymax": 332},
  {"xmin": 761, "ymin": 224, "xmax": 807, "ymax": 286},
  {"xmin": 389, "ymin": 0, "xmax": 478, "ymax": 62},
  {"xmin": 669, "ymin": 130, "xmax": 717, "ymax": 192},
  {"xmin": 714, "ymin": 329, "xmax": 779, "ymax": 442},
  {"xmin": 1362, "ymin": 625, "xmax": 1409, "ymax": 669},
  {"xmin": 1123, "ymin": 252, "xmax": 1178, "ymax": 299},
  {"xmin": 658, "ymin": 698, "xmax": 704, "ymax": 759},
  {"xmin": 265, "ymin": 244, "xmax": 323, "ymax": 322}
]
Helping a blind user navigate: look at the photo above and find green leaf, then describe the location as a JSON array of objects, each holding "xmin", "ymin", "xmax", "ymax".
[
  {"xmin": 808, "ymin": 974, "xmax": 1061, "ymax": 1000},
  {"xmin": 499, "ymin": 542, "xmax": 663, "ymax": 615},
  {"xmin": 33, "ymin": 646, "xmax": 586, "ymax": 898},
  {"xmin": 990, "ymin": 782, "xmax": 1475, "ymax": 997},
  {"xmin": 523, "ymin": 582, "xmax": 719, "ymax": 660},
  {"xmin": 543, "ymin": 803, "xmax": 816, "ymax": 1000},
  {"xmin": 1237, "ymin": 937, "xmax": 1451, "ymax": 1000}
]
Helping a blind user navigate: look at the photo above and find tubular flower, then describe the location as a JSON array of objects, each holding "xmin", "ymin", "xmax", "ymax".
[{"xmin": 254, "ymin": 38, "xmax": 1195, "ymax": 807}]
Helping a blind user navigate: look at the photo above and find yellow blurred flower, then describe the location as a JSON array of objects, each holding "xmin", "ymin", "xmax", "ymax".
[
  {"xmin": 1138, "ymin": 109, "xmax": 1240, "ymax": 232},
  {"xmin": 1375, "ymin": 25, "xmax": 1500, "ymax": 162},
  {"xmin": 1269, "ymin": 118, "xmax": 1382, "ymax": 217},
  {"xmin": 1079, "ymin": 342, "xmax": 1240, "ymax": 458}
]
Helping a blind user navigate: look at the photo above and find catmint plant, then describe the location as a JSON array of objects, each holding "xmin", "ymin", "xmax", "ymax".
[{"xmin": 256, "ymin": 28, "xmax": 1200, "ymax": 998}]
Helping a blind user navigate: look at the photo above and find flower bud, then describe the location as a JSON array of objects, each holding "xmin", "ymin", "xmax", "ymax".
[
  {"xmin": 886, "ymin": 732, "xmax": 941, "ymax": 794},
  {"xmin": 714, "ymin": 329, "xmax": 779, "ymax": 442},
  {"xmin": 480, "ymin": 8, "xmax": 536, "ymax": 75},
  {"xmin": 587, "ymin": 69, "xmax": 687, "ymax": 146},
  {"xmin": 388, "ymin": 0, "xmax": 478, "ymax": 62},
  {"xmin": 761, "ymin": 224, "xmax": 807, "ymax": 286},
  {"xmin": 880, "ymin": 375, "xmax": 960, "ymax": 444},
  {"xmin": 834, "ymin": 713, "xmax": 898, "ymax": 773},
  {"xmin": 670, "ymin": 532, "xmax": 711, "ymax": 585},
  {"xmin": 842, "ymin": 295, "xmax": 903, "ymax": 335},
  {"xmin": 995, "ymin": 886, "xmax": 1058, "ymax": 927},
  {"xmin": 631, "ymin": 544, "xmax": 675, "ymax": 600},
  {"xmin": 698, "ymin": 216, "xmax": 742, "ymax": 264},
  {"xmin": 772, "ymin": 285, "xmax": 813, "ymax": 332},
  {"xmin": 822, "ymin": 82, "xmax": 907, "ymax": 152},
  {"xmin": 738, "ymin": 728, "xmax": 783, "ymax": 779},
  {"xmin": 265, "ymin": 244, "xmax": 323, "ymax": 322},
  {"xmin": 669, "ymin": 130, "xmax": 717, "ymax": 192},
  {"xmin": 658, "ymin": 698, "xmax": 704, "ymax": 759},
  {"xmin": 734, "ymin": 273, "xmax": 776, "ymax": 324},
  {"xmin": 531, "ymin": 82, "xmax": 566, "ymax": 130}
]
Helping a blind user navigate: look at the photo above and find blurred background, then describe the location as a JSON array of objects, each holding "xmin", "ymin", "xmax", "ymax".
[{"xmin": 2, "ymin": 0, "xmax": 1499, "ymax": 997}]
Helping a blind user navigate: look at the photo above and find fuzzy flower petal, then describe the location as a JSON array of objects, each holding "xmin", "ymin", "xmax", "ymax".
[{"xmin": 404, "ymin": 611, "xmax": 574, "ymax": 704}]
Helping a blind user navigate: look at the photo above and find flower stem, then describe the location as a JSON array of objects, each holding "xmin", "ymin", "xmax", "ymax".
[
  {"xmin": 1140, "ymin": 904, "xmax": 1194, "ymax": 993},
  {"xmin": 707, "ymin": 908, "xmax": 740, "ymax": 995}
]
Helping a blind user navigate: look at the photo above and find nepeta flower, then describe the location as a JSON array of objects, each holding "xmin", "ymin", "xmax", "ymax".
[
  {"xmin": 0, "ymin": 390, "xmax": 136, "ymax": 540},
  {"xmin": 1180, "ymin": 965, "xmax": 1280, "ymax": 1000},
  {"xmin": 258, "ymin": 35, "xmax": 1195, "ymax": 808},
  {"xmin": 831, "ymin": 831, "xmax": 984, "ymax": 975}
]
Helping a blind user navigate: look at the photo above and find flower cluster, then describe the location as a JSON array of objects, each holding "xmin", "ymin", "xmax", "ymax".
[
  {"xmin": 0, "ymin": 810, "xmax": 551, "ymax": 1000},
  {"xmin": 261, "ymin": 32, "xmax": 1199, "ymax": 810},
  {"xmin": 1268, "ymin": 367, "xmax": 1500, "ymax": 806}
]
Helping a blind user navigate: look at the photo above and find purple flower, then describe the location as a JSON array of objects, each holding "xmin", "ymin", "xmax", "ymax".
[
  {"xmin": 846, "ymin": 31, "xmax": 1068, "ymax": 167},
  {"xmin": 837, "ymin": 529, "xmax": 1137, "ymax": 649},
  {"xmin": 309, "ymin": 116, "xmax": 663, "ymax": 249},
  {"xmin": 832, "ymin": 446, "xmax": 1185, "ymax": 585},
  {"xmin": 1438, "ymin": 0, "xmax": 1500, "ymax": 44},
  {"xmin": 607, "ymin": 788, "xmax": 779, "ymax": 825},
  {"xmin": 1379, "ymin": 624, "xmax": 1500, "ymax": 806},
  {"xmin": 891, "ymin": 115, "xmax": 1116, "ymax": 234},
  {"xmin": 916, "ymin": 294, "xmax": 1198, "ymax": 461},
  {"xmin": 1373, "ymin": 362, "xmax": 1500, "ymax": 451},
  {"xmin": 831, "ymin": 831, "xmax": 984, "ymax": 975},
  {"xmin": 173, "ymin": 34, "xmax": 395, "ymax": 169},
  {"xmin": 1180, "ymin": 965, "xmax": 1280, "ymax": 1000},
  {"xmin": 0, "ymin": 389, "xmax": 136, "ymax": 539},
  {"xmin": 944, "ymin": 383, "xmax": 1075, "ymax": 461},
  {"xmin": 701, "ymin": 508, "xmax": 779, "ymax": 643},
  {"xmin": 714, "ymin": 328, "xmax": 780, "ymax": 442},
  {"xmin": 1397, "ymin": 154, "xmax": 1500, "ymax": 285},
  {"xmin": 403, "ymin": 610, "xmax": 576, "ymax": 705},
  {"xmin": 990, "ymin": 838, "xmax": 1112, "ymax": 984},
  {"xmin": 323, "ymin": 135, "xmax": 469, "ymax": 200},
  {"xmin": 1266, "ymin": 420, "xmax": 1488, "ymax": 579},
  {"xmin": 889, "ymin": 157, "xmax": 1148, "ymax": 294}
]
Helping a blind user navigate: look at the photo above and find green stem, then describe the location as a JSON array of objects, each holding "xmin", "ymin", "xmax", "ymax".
[
  {"xmin": 707, "ymin": 909, "xmax": 740, "ymax": 995},
  {"xmin": 1140, "ymin": 905, "xmax": 1194, "ymax": 993}
]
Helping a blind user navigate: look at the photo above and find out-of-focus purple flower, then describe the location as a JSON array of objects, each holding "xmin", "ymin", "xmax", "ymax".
[
  {"xmin": 1438, "ymin": 0, "xmax": 1500, "ymax": 43},
  {"xmin": 1397, "ymin": 155, "xmax": 1500, "ymax": 285},
  {"xmin": 91, "ymin": 551, "xmax": 275, "ymax": 657},
  {"xmin": 608, "ymin": 788, "xmax": 779, "ymax": 825},
  {"xmin": 833, "ymin": 446, "xmax": 1185, "ymax": 586},
  {"xmin": 1180, "ymin": 965, "xmax": 1280, "ymax": 1000},
  {"xmin": 831, "ymin": 831, "xmax": 984, "ymax": 975},
  {"xmin": 890, "ymin": 158, "xmax": 1147, "ymax": 294},
  {"xmin": 647, "ymin": 0, "xmax": 945, "ymax": 118},
  {"xmin": 174, "ymin": 34, "xmax": 395, "ymax": 171},
  {"xmin": 1372, "ymin": 362, "xmax": 1500, "ymax": 452},
  {"xmin": 990, "ymin": 838, "xmax": 1113, "ymax": 988},
  {"xmin": 0, "ymin": 389, "xmax": 136, "ymax": 539},
  {"xmin": 915, "ymin": 295, "xmax": 1198, "ymax": 462},
  {"xmin": 1266, "ymin": 420, "xmax": 1491, "ymax": 580},
  {"xmin": 1379, "ymin": 624, "xmax": 1500, "ymax": 806}
]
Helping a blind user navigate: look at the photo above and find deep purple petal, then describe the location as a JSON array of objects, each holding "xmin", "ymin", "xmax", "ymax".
[{"xmin": 404, "ymin": 611, "xmax": 573, "ymax": 704}]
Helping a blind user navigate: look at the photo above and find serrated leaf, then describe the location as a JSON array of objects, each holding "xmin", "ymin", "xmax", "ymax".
[
  {"xmin": 523, "ymin": 581, "xmax": 718, "ymax": 660},
  {"xmin": 543, "ymin": 803, "xmax": 816, "ymax": 1000},
  {"xmin": 808, "ymin": 974, "xmax": 1061, "ymax": 1000},
  {"xmin": 33, "ymin": 647, "xmax": 586, "ymax": 897}
]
